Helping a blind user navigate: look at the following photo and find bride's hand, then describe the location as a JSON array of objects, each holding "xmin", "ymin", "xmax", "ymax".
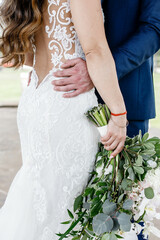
[{"xmin": 101, "ymin": 115, "xmax": 127, "ymax": 158}]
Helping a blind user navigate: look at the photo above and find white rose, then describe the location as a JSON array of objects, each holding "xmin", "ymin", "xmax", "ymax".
[{"xmin": 147, "ymin": 160, "xmax": 157, "ymax": 169}]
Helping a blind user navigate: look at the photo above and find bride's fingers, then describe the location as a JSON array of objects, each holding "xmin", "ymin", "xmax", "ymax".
[
  {"xmin": 101, "ymin": 131, "xmax": 112, "ymax": 143},
  {"xmin": 110, "ymin": 141, "xmax": 125, "ymax": 158},
  {"xmin": 101, "ymin": 136, "xmax": 115, "ymax": 146},
  {"xmin": 104, "ymin": 139, "xmax": 119, "ymax": 151}
]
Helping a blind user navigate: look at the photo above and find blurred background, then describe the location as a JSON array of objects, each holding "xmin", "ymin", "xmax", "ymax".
[{"xmin": 0, "ymin": 34, "xmax": 160, "ymax": 240}]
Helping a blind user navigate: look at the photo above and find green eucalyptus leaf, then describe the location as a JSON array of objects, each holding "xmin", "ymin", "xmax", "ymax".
[
  {"xmin": 144, "ymin": 187, "xmax": 154, "ymax": 199},
  {"xmin": 129, "ymin": 146, "xmax": 141, "ymax": 152},
  {"xmin": 135, "ymin": 155, "xmax": 143, "ymax": 166},
  {"xmin": 102, "ymin": 199, "xmax": 117, "ymax": 215},
  {"xmin": 123, "ymin": 199, "xmax": 133, "ymax": 210},
  {"xmin": 133, "ymin": 166, "xmax": 144, "ymax": 175},
  {"xmin": 143, "ymin": 142, "xmax": 155, "ymax": 149},
  {"xmin": 74, "ymin": 195, "xmax": 83, "ymax": 212},
  {"xmin": 140, "ymin": 150, "xmax": 156, "ymax": 158},
  {"xmin": 117, "ymin": 213, "xmax": 131, "ymax": 232},
  {"xmin": 142, "ymin": 132, "xmax": 149, "ymax": 142},
  {"xmin": 121, "ymin": 178, "xmax": 128, "ymax": 190},
  {"xmin": 118, "ymin": 194, "xmax": 124, "ymax": 204},
  {"xmin": 112, "ymin": 216, "xmax": 120, "ymax": 232},
  {"xmin": 146, "ymin": 137, "xmax": 160, "ymax": 144},
  {"xmin": 121, "ymin": 179, "xmax": 132, "ymax": 191},
  {"xmin": 92, "ymin": 213, "xmax": 114, "ymax": 235},
  {"xmin": 155, "ymin": 143, "xmax": 160, "ymax": 158},
  {"xmin": 128, "ymin": 167, "xmax": 135, "ymax": 181},
  {"xmin": 117, "ymin": 170, "xmax": 123, "ymax": 182}
]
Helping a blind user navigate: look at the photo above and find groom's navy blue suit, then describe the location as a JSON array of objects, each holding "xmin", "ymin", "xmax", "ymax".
[{"xmin": 97, "ymin": 0, "xmax": 160, "ymax": 138}]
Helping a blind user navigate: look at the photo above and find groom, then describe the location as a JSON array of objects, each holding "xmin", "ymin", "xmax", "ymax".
[{"xmin": 52, "ymin": 0, "xmax": 160, "ymax": 239}]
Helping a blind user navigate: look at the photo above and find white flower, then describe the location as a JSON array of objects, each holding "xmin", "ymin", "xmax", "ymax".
[
  {"xmin": 139, "ymin": 180, "xmax": 150, "ymax": 189},
  {"xmin": 147, "ymin": 160, "xmax": 157, "ymax": 169},
  {"xmin": 104, "ymin": 164, "xmax": 113, "ymax": 175},
  {"xmin": 134, "ymin": 197, "xmax": 150, "ymax": 221},
  {"xmin": 143, "ymin": 222, "xmax": 160, "ymax": 238},
  {"xmin": 155, "ymin": 212, "xmax": 160, "ymax": 220},
  {"xmin": 145, "ymin": 204, "xmax": 156, "ymax": 220},
  {"xmin": 143, "ymin": 227, "xmax": 150, "ymax": 239}
]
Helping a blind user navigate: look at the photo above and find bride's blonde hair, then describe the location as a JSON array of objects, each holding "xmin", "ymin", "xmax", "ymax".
[{"xmin": 0, "ymin": 0, "xmax": 44, "ymax": 68}]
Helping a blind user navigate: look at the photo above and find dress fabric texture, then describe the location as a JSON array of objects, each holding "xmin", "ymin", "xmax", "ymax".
[{"xmin": 0, "ymin": 0, "xmax": 100, "ymax": 239}]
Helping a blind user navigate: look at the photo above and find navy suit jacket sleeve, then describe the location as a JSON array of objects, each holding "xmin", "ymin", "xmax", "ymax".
[{"xmin": 112, "ymin": 0, "xmax": 160, "ymax": 80}]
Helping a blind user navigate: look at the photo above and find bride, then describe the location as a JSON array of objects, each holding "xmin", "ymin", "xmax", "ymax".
[{"xmin": 0, "ymin": 0, "xmax": 128, "ymax": 239}]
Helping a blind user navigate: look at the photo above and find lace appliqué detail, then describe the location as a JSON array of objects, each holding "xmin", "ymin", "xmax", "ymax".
[{"xmin": 45, "ymin": 0, "xmax": 85, "ymax": 69}]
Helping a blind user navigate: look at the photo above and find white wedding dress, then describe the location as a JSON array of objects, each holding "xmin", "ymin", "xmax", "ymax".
[{"xmin": 0, "ymin": 0, "xmax": 100, "ymax": 239}]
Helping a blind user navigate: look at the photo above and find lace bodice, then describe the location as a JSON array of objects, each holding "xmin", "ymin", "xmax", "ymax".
[{"xmin": 33, "ymin": 0, "xmax": 85, "ymax": 72}]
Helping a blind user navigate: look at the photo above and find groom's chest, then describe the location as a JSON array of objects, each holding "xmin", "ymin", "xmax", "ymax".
[
  {"xmin": 102, "ymin": 0, "xmax": 140, "ymax": 17},
  {"xmin": 101, "ymin": 0, "xmax": 140, "ymax": 48}
]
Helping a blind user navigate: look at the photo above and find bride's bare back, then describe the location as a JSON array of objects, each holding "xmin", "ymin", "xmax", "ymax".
[{"xmin": 34, "ymin": 0, "xmax": 84, "ymax": 85}]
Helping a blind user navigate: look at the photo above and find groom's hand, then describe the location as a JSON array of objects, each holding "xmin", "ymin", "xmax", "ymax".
[{"xmin": 51, "ymin": 58, "xmax": 94, "ymax": 98}]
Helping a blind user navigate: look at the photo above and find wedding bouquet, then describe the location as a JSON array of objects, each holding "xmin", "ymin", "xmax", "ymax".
[{"xmin": 58, "ymin": 104, "xmax": 160, "ymax": 240}]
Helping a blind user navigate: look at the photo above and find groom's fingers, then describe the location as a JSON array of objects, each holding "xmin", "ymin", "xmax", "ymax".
[
  {"xmin": 53, "ymin": 68, "xmax": 75, "ymax": 77},
  {"xmin": 63, "ymin": 89, "xmax": 82, "ymax": 98},
  {"xmin": 53, "ymin": 84, "xmax": 77, "ymax": 92},
  {"xmin": 61, "ymin": 58, "xmax": 82, "ymax": 68},
  {"xmin": 52, "ymin": 77, "xmax": 74, "ymax": 86}
]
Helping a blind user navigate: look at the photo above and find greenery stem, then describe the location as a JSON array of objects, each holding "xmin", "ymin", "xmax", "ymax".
[{"xmin": 58, "ymin": 210, "xmax": 87, "ymax": 240}]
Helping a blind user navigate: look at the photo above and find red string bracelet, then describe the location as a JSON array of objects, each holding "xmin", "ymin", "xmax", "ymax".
[{"xmin": 111, "ymin": 111, "xmax": 127, "ymax": 117}]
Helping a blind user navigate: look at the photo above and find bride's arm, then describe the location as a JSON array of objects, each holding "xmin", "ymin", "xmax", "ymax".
[{"xmin": 70, "ymin": 0, "xmax": 127, "ymax": 157}]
